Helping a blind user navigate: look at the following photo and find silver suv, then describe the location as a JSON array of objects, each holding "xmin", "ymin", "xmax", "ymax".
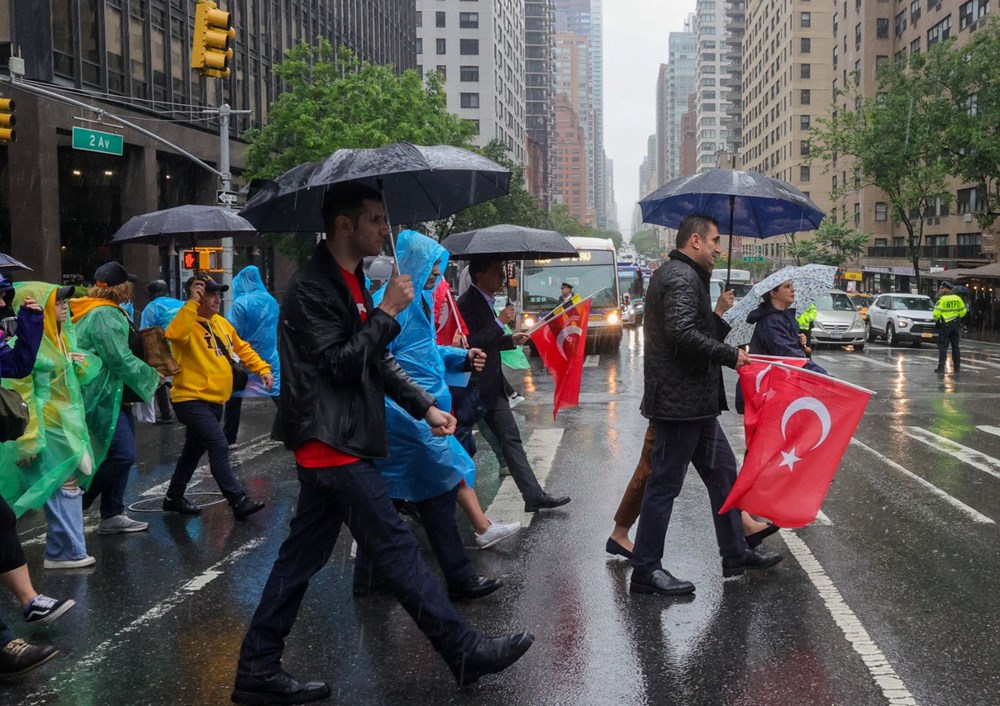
[{"xmin": 865, "ymin": 294, "xmax": 938, "ymax": 347}]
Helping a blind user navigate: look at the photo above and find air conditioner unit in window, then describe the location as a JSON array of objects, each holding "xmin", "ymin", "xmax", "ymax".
[{"xmin": 965, "ymin": 213, "xmax": 973, "ymax": 222}]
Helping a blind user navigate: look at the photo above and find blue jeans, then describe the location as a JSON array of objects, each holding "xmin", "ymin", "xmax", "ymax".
[
  {"xmin": 44, "ymin": 485, "xmax": 88, "ymax": 561},
  {"xmin": 168, "ymin": 400, "xmax": 245, "ymax": 503},
  {"xmin": 237, "ymin": 460, "xmax": 479, "ymax": 679},
  {"xmin": 83, "ymin": 408, "xmax": 136, "ymax": 519}
]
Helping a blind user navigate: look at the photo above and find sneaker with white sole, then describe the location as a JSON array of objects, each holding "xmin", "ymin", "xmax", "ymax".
[
  {"xmin": 43, "ymin": 555, "xmax": 96, "ymax": 570},
  {"xmin": 97, "ymin": 514, "xmax": 148, "ymax": 534},
  {"xmin": 23, "ymin": 595, "xmax": 76, "ymax": 624},
  {"xmin": 475, "ymin": 519, "xmax": 522, "ymax": 549},
  {"xmin": 508, "ymin": 393, "xmax": 525, "ymax": 409}
]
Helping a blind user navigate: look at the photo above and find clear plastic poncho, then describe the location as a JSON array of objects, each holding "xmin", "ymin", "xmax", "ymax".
[
  {"xmin": 372, "ymin": 230, "xmax": 476, "ymax": 502},
  {"xmin": 226, "ymin": 266, "xmax": 280, "ymax": 398},
  {"xmin": 0, "ymin": 283, "xmax": 102, "ymax": 516}
]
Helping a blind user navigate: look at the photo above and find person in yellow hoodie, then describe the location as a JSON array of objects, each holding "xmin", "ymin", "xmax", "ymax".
[{"xmin": 162, "ymin": 274, "xmax": 273, "ymax": 520}]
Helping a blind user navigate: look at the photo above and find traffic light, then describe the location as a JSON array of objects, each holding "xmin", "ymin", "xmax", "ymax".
[
  {"xmin": 181, "ymin": 248, "xmax": 222, "ymax": 271},
  {"xmin": 0, "ymin": 98, "xmax": 15, "ymax": 143},
  {"xmin": 182, "ymin": 250, "xmax": 197, "ymax": 269},
  {"xmin": 191, "ymin": 0, "xmax": 235, "ymax": 79}
]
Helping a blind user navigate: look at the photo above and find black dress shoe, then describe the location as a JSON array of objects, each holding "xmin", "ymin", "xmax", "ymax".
[
  {"xmin": 605, "ymin": 537, "xmax": 633, "ymax": 559},
  {"xmin": 0, "ymin": 639, "xmax": 59, "ymax": 679},
  {"xmin": 448, "ymin": 574, "xmax": 503, "ymax": 601},
  {"xmin": 162, "ymin": 495, "xmax": 201, "ymax": 515},
  {"xmin": 524, "ymin": 493, "xmax": 571, "ymax": 513},
  {"xmin": 722, "ymin": 548, "xmax": 783, "ymax": 578},
  {"xmin": 232, "ymin": 496, "xmax": 265, "ymax": 520},
  {"xmin": 629, "ymin": 568, "xmax": 695, "ymax": 596},
  {"xmin": 450, "ymin": 632, "xmax": 534, "ymax": 687},
  {"xmin": 934, "ymin": 366, "xmax": 944, "ymax": 373},
  {"xmin": 231, "ymin": 669, "xmax": 331, "ymax": 705},
  {"xmin": 745, "ymin": 523, "xmax": 780, "ymax": 549}
]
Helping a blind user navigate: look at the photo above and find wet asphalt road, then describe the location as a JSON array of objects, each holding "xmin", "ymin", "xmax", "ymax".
[{"xmin": 6, "ymin": 329, "xmax": 1000, "ymax": 705}]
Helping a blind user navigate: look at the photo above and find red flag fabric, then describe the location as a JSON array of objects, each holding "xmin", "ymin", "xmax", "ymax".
[
  {"xmin": 528, "ymin": 298, "xmax": 591, "ymax": 419},
  {"xmin": 741, "ymin": 356, "xmax": 809, "ymax": 446},
  {"xmin": 433, "ymin": 279, "xmax": 469, "ymax": 346},
  {"xmin": 721, "ymin": 361, "xmax": 873, "ymax": 527}
]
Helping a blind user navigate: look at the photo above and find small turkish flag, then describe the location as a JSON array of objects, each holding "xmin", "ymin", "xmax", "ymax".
[
  {"xmin": 529, "ymin": 298, "xmax": 591, "ymax": 419},
  {"xmin": 721, "ymin": 361, "xmax": 873, "ymax": 527},
  {"xmin": 433, "ymin": 279, "xmax": 468, "ymax": 346},
  {"xmin": 741, "ymin": 356, "xmax": 809, "ymax": 446}
]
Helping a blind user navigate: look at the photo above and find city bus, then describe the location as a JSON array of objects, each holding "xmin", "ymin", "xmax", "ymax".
[{"xmin": 518, "ymin": 236, "xmax": 623, "ymax": 354}]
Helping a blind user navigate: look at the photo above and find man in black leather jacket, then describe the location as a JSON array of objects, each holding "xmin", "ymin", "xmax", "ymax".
[
  {"xmin": 233, "ymin": 183, "xmax": 532, "ymax": 705},
  {"xmin": 629, "ymin": 214, "xmax": 783, "ymax": 598}
]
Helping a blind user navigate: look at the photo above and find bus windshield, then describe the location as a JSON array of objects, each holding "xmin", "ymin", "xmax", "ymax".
[{"xmin": 522, "ymin": 250, "xmax": 618, "ymax": 311}]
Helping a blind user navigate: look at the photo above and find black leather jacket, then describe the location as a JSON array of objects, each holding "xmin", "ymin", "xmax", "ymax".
[
  {"xmin": 275, "ymin": 244, "xmax": 436, "ymax": 458},
  {"xmin": 640, "ymin": 249, "xmax": 740, "ymax": 421}
]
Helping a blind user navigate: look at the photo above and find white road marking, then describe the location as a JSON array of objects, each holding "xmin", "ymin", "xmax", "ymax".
[
  {"xmin": 977, "ymin": 425, "xmax": 1000, "ymax": 438},
  {"xmin": 483, "ymin": 428, "xmax": 564, "ymax": 525},
  {"xmin": 24, "ymin": 537, "xmax": 265, "ymax": 703},
  {"xmin": 783, "ymin": 532, "xmax": 917, "ymax": 706},
  {"xmin": 584, "ymin": 355, "xmax": 600, "ymax": 368},
  {"xmin": 917, "ymin": 355, "xmax": 984, "ymax": 370},
  {"xmin": 904, "ymin": 427, "xmax": 1000, "ymax": 481},
  {"xmin": 967, "ymin": 358, "xmax": 1000, "ymax": 369},
  {"xmin": 851, "ymin": 439, "xmax": 993, "ymax": 524},
  {"xmin": 814, "ymin": 509, "xmax": 833, "ymax": 525},
  {"xmin": 856, "ymin": 357, "xmax": 899, "ymax": 369}
]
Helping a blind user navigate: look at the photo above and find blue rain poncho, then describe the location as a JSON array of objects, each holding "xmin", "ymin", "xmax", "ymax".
[
  {"xmin": 372, "ymin": 230, "xmax": 476, "ymax": 502},
  {"xmin": 226, "ymin": 266, "xmax": 280, "ymax": 398},
  {"xmin": 140, "ymin": 295, "xmax": 184, "ymax": 331}
]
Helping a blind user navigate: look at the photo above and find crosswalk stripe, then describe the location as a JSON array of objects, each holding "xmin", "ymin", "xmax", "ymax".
[
  {"xmin": 584, "ymin": 355, "xmax": 600, "ymax": 368},
  {"xmin": 978, "ymin": 425, "xmax": 1000, "ymax": 438},
  {"xmin": 851, "ymin": 438, "xmax": 993, "ymax": 523},
  {"xmin": 483, "ymin": 428, "xmax": 564, "ymax": 524},
  {"xmin": 968, "ymin": 358, "xmax": 1000, "ymax": 370},
  {"xmin": 814, "ymin": 509, "xmax": 833, "ymax": 525},
  {"xmin": 904, "ymin": 426, "xmax": 1000, "ymax": 481},
  {"xmin": 917, "ymin": 355, "xmax": 985, "ymax": 370},
  {"xmin": 141, "ymin": 434, "xmax": 282, "ymax": 497},
  {"xmin": 856, "ymin": 357, "xmax": 898, "ymax": 369}
]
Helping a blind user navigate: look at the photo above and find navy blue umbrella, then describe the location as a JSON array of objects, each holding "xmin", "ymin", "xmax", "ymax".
[{"xmin": 640, "ymin": 169, "xmax": 825, "ymax": 285}]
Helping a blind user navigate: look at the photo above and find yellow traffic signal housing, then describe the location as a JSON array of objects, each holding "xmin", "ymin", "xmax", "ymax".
[
  {"xmin": 0, "ymin": 98, "xmax": 16, "ymax": 143},
  {"xmin": 191, "ymin": 1, "xmax": 235, "ymax": 79}
]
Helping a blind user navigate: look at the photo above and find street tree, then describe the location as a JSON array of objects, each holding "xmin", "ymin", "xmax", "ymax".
[
  {"xmin": 786, "ymin": 219, "xmax": 871, "ymax": 267},
  {"xmin": 809, "ymin": 56, "xmax": 953, "ymax": 289},
  {"xmin": 631, "ymin": 229, "xmax": 663, "ymax": 259}
]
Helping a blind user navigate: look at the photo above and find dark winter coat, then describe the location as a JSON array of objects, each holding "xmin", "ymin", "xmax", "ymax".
[
  {"xmin": 747, "ymin": 303, "xmax": 827, "ymax": 375},
  {"xmin": 640, "ymin": 249, "xmax": 739, "ymax": 421}
]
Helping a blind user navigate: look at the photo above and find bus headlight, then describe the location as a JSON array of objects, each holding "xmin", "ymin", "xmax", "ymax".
[
  {"xmin": 522, "ymin": 316, "xmax": 535, "ymax": 329},
  {"xmin": 607, "ymin": 311, "xmax": 620, "ymax": 325}
]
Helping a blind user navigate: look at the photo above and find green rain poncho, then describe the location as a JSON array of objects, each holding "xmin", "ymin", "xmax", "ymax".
[
  {"xmin": 0, "ymin": 283, "xmax": 103, "ymax": 516},
  {"xmin": 70, "ymin": 294, "xmax": 160, "ymax": 468}
]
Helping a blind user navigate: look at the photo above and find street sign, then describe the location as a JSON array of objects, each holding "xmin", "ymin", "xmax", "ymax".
[
  {"xmin": 216, "ymin": 190, "xmax": 239, "ymax": 207},
  {"xmin": 742, "ymin": 256, "xmax": 764, "ymax": 262},
  {"xmin": 72, "ymin": 126, "xmax": 123, "ymax": 156}
]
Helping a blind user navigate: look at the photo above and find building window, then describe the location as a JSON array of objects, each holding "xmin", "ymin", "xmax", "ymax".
[
  {"xmin": 460, "ymin": 65, "xmax": 479, "ymax": 82},
  {"xmin": 958, "ymin": 186, "xmax": 985, "ymax": 213},
  {"xmin": 436, "ymin": 38, "xmax": 446, "ymax": 55},
  {"xmin": 801, "ymin": 63, "xmax": 811, "ymax": 79},
  {"xmin": 416, "ymin": 11, "xmax": 422, "ymax": 27},
  {"xmin": 460, "ymin": 92, "xmax": 480, "ymax": 109},
  {"xmin": 459, "ymin": 12, "xmax": 479, "ymax": 28},
  {"xmin": 833, "ymin": 46, "xmax": 839, "ymax": 67},
  {"xmin": 895, "ymin": 11, "xmax": 907, "ymax": 36},
  {"xmin": 801, "ymin": 140, "xmax": 811, "ymax": 156},
  {"xmin": 801, "ymin": 38, "xmax": 811, "ymax": 53},
  {"xmin": 800, "ymin": 115, "xmax": 811, "ymax": 130},
  {"xmin": 877, "ymin": 18, "xmax": 890, "ymax": 38},
  {"xmin": 856, "ymin": 23, "xmax": 862, "ymax": 48},
  {"xmin": 436, "ymin": 65, "xmax": 447, "ymax": 79},
  {"xmin": 800, "ymin": 165, "xmax": 811, "ymax": 181},
  {"xmin": 801, "ymin": 89, "xmax": 811, "ymax": 105},
  {"xmin": 436, "ymin": 11, "xmax": 446, "ymax": 28},
  {"xmin": 875, "ymin": 202, "xmax": 888, "ymax": 221},
  {"xmin": 854, "ymin": 203, "xmax": 861, "ymax": 226},
  {"xmin": 801, "ymin": 11, "xmax": 812, "ymax": 27},
  {"xmin": 460, "ymin": 39, "xmax": 479, "ymax": 55},
  {"xmin": 416, "ymin": 38, "xmax": 423, "ymax": 55},
  {"xmin": 928, "ymin": 16, "xmax": 952, "ymax": 45}
]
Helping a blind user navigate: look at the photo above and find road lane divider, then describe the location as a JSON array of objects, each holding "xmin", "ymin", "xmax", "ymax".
[{"xmin": 903, "ymin": 426, "xmax": 1000, "ymax": 481}]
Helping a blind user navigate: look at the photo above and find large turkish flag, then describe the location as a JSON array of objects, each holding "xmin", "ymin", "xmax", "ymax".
[
  {"xmin": 529, "ymin": 298, "xmax": 591, "ymax": 419},
  {"xmin": 722, "ymin": 361, "xmax": 873, "ymax": 527}
]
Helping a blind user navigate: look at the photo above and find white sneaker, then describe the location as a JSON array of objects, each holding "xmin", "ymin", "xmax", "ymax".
[
  {"xmin": 475, "ymin": 519, "xmax": 522, "ymax": 549},
  {"xmin": 508, "ymin": 393, "xmax": 525, "ymax": 409},
  {"xmin": 43, "ymin": 555, "xmax": 96, "ymax": 570},
  {"xmin": 97, "ymin": 514, "xmax": 148, "ymax": 534}
]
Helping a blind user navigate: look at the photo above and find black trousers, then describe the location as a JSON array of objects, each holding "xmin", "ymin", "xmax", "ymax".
[
  {"xmin": 631, "ymin": 417, "xmax": 746, "ymax": 575},
  {"xmin": 168, "ymin": 400, "xmax": 245, "ymax": 503},
  {"xmin": 937, "ymin": 321, "xmax": 961, "ymax": 368},
  {"xmin": 355, "ymin": 484, "xmax": 473, "ymax": 588},
  {"xmin": 0, "ymin": 496, "xmax": 25, "ymax": 646},
  {"xmin": 154, "ymin": 384, "xmax": 172, "ymax": 421},
  {"xmin": 236, "ymin": 461, "xmax": 478, "ymax": 679}
]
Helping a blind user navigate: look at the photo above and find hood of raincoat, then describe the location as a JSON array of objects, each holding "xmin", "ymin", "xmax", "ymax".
[
  {"xmin": 746, "ymin": 301, "xmax": 798, "ymax": 325},
  {"xmin": 225, "ymin": 265, "xmax": 280, "ymax": 397}
]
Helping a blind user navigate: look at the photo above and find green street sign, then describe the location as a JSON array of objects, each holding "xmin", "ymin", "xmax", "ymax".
[
  {"xmin": 742, "ymin": 256, "xmax": 764, "ymax": 262},
  {"xmin": 72, "ymin": 127, "xmax": 123, "ymax": 156}
]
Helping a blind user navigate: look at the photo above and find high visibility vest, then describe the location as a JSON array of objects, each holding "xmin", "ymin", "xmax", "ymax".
[
  {"xmin": 933, "ymin": 293, "xmax": 967, "ymax": 324},
  {"xmin": 797, "ymin": 304, "xmax": 817, "ymax": 331}
]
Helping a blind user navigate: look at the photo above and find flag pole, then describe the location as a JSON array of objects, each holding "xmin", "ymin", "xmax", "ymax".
[
  {"xmin": 525, "ymin": 290, "xmax": 599, "ymax": 337},
  {"xmin": 746, "ymin": 356, "xmax": 877, "ymax": 396}
]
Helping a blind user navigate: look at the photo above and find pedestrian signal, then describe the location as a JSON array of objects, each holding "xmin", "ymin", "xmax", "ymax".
[
  {"xmin": 191, "ymin": 0, "xmax": 235, "ymax": 79},
  {"xmin": 182, "ymin": 251, "xmax": 197, "ymax": 269},
  {"xmin": 0, "ymin": 98, "xmax": 15, "ymax": 143}
]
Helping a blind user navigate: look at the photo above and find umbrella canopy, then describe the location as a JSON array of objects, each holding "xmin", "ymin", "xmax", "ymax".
[
  {"xmin": 723, "ymin": 264, "xmax": 837, "ymax": 346},
  {"xmin": 951, "ymin": 284, "xmax": 971, "ymax": 294},
  {"xmin": 443, "ymin": 224, "xmax": 579, "ymax": 260},
  {"xmin": 240, "ymin": 142, "xmax": 512, "ymax": 234},
  {"xmin": 0, "ymin": 252, "xmax": 32, "ymax": 272},
  {"xmin": 111, "ymin": 205, "xmax": 258, "ymax": 245},
  {"xmin": 640, "ymin": 169, "xmax": 825, "ymax": 238}
]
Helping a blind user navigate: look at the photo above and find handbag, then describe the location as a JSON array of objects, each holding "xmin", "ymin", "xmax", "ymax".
[
  {"xmin": 138, "ymin": 326, "xmax": 181, "ymax": 376},
  {"xmin": 0, "ymin": 386, "xmax": 30, "ymax": 442},
  {"xmin": 200, "ymin": 321, "xmax": 250, "ymax": 392}
]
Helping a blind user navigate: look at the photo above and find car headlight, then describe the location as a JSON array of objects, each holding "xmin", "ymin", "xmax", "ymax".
[
  {"xmin": 607, "ymin": 312, "xmax": 620, "ymax": 325},
  {"xmin": 523, "ymin": 316, "xmax": 535, "ymax": 329},
  {"xmin": 897, "ymin": 318, "xmax": 910, "ymax": 329}
]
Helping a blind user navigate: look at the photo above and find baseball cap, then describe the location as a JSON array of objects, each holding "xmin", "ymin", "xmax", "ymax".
[
  {"xmin": 184, "ymin": 273, "xmax": 229, "ymax": 294},
  {"xmin": 94, "ymin": 261, "xmax": 138, "ymax": 287},
  {"xmin": 55, "ymin": 285, "xmax": 76, "ymax": 301}
]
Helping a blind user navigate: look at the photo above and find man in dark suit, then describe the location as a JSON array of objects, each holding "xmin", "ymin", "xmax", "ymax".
[{"xmin": 457, "ymin": 258, "xmax": 570, "ymax": 513}]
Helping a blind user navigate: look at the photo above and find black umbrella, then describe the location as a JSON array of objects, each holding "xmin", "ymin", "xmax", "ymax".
[
  {"xmin": 443, "ymin": 224, "xmax": 579, "ymax": 260},
  {"xmin": 0, "ymin": 252, "xmax": 32, "ymax": 272},
  {"xmin": 239, "ymin": 142, "xmax": 512, "ymax": 236},
  {"xmin": 640, "ymin": 168, "xmax": 825, "ymax": 285},
  {"xmin": 110, "ymin": 205, "xmax": 258, "ymax": 245}
]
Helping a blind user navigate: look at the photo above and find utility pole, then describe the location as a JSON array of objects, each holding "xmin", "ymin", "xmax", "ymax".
[{"xmin": 210, "ymin": 102, "xmax": 249, "ymax": 294}]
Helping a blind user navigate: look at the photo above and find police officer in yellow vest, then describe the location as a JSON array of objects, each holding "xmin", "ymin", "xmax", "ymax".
[
  {"xmin": 797, "ymin": 303, "xmax": 817, "ymax": 353},
  {"xmin": 933, "ymin": 282, "xmax": 967, "ymax": 373}
]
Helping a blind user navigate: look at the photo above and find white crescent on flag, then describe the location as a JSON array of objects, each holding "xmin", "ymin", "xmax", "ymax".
[
  {"xmin": 555, "ymin": 323, "xmax": 583, "ymax": 359},
  {"xmin": 780, "ymin": 397, "xmax": 832, "ymax": 450}
]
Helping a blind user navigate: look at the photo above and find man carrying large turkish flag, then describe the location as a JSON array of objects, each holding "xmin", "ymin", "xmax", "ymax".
[
  {"xmin": 528, "ymin": 298, "xmax": 591, "ymax": 419},
  {"xmin": 721, "ymin": 361, "xmax": 874, "ymax": 527}
]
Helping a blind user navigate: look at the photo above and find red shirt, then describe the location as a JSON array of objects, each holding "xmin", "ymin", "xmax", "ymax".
[{"xmin": 293, "ymin": 265, "xmax": 369, "ymax": 469}]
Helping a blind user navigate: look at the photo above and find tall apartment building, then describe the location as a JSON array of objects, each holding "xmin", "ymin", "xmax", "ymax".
[
  {"xmin": 417, "ymin": 0, "xmax": 526, "ymax": 164},
  {"xmin": 831, "ymin": 0, "xmax": 992, "ymax": 293},
  {"xmin": 525, "ymin": 0, "xmax": 555, "ymax": 207},
  {"xmin": 0, "ymin": 0, "xmax": 416, "ymax": 290},
  {"xmin": 722, "ymin": 0, "xmax": 746, "ymax": 154},
  {"xmin": 655, "ymin": 63, "xmax": 670, "ymax": 189},
  {"xmin": 695, "ymin": 0, "xmax": 730, "ymax": 172},
  {"xmin": 741, "ymin": 0, "xmax": 833, "ymax": 263},
  {"xmin": 664, "ymin": 24, "xmax": 697, "ymax": 182}
]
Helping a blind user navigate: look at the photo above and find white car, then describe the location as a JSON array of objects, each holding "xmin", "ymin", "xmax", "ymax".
[
  {"xmin": 811, "ymin": 290, "xmax": 867, "ymax": 351},
  {"xmin": 865, "ymin": 294, "xmax": 939, "ymax": 347}
]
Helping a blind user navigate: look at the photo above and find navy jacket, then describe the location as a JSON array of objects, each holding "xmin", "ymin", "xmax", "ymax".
[{"xmin": 0, "ymin": 305, "xmax": 44, "ymax": 379}]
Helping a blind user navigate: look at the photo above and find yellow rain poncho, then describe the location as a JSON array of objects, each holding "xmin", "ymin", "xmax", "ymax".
[{"xmin": 0, "ymin": 283, "xmax": 103, "ymax": 516}]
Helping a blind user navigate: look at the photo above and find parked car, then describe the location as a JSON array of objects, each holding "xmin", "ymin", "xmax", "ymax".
[
  {"xmin": 811, "ymin": 290, "xmax": 867, "ymax": 351},
  {"xmin": 865, "ymin": 293, "xmax": 938, "ymax": 346},
  {"xmin": 846, "ymin": 292, "xmax": 875, "ymax": 321},
  {"xmin": 622, "ymin": 297, "xmax": 644, "ymax": 327}
]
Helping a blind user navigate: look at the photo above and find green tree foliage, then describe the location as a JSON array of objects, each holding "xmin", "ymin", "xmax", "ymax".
[
  {"xmin": 785, "ymin": 219, "xmax": 871, "ymax": 267},
  {"xmin": 631, "ymin": 230, "xmax": 663, "ymax": 258}
]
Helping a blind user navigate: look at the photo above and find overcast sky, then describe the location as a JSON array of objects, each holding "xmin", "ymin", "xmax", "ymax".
[{"xmin": 604, "ymin": 2, "xmax": 694, "ymax": 238}]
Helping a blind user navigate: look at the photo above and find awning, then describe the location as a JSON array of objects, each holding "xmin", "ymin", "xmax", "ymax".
[{"xmin": 926, "ymin": 262, "xmax": 1000, "ymax": 279}]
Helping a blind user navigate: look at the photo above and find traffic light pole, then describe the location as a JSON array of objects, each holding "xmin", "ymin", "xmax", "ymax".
[{"xmin": 207, "ymin": 102, "xmax": 249, "ymax": 297}]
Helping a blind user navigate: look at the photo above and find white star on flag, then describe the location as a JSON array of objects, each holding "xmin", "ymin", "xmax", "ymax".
[{"xmin": 779, "ymin": 447, "xmax": 801, "ymax": 472}]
